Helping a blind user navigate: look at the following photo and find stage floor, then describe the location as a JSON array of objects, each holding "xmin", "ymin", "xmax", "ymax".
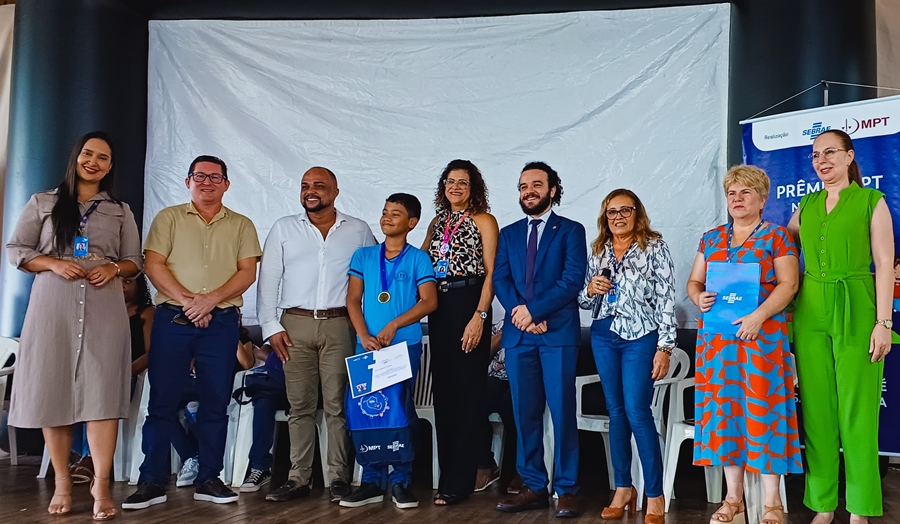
[{"xmin": 1, "ymin": 453, "xmax": 897, "ymax": 523}]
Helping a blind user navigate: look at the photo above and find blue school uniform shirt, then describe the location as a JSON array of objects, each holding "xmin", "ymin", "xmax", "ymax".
[{"xmin": 348, "ymin": 243, "xmax": 435, "ymax": 346}]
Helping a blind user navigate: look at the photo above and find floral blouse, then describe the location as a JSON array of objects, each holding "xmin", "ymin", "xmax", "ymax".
[{"xmin": 577, "ymin": 237, "xmax": 677, "ymax": 347}]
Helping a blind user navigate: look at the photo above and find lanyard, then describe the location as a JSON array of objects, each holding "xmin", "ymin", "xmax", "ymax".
[
  {"xmin": 726, "ymin": 221, "xmax": 765, "ymax": 262},
  {"xmin": 78, "ymin": 201, "xmax": 102, "ymax": 234},
  {"xmin": 439, "ymin": 212, "xmax": 467, "ymax": 259},
  {"xmin": 606, "ymin": 241, "xmax": 634, "ymax": 281},
  {"xmin": 380, "ymin": 243, "xmax": 410, "ymax": 294}
]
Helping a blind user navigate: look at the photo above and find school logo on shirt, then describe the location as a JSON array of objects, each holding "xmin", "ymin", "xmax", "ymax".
[
  {"xmin": 358, "ymin": 391, "xmax": 390, "ymax": 418},
  {"xmin": 395, "ymin": 271, "xmax": 409, "ymax": 282}
]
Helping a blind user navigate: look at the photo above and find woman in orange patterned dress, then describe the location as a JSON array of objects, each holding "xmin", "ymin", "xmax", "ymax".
[{"xmin": 686, "ymin": 165, "xmax": 802, "ymax": 524}]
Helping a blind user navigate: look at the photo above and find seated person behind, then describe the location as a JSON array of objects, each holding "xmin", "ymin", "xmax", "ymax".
[
  {"xmin": 340, "ymin": 193, "xmax": 437, "ymax": 510},
  {"xmin": 70, "ymin": 275, "xmax": 156, "ymax": 484},
  {"xmin": 474, "ymin": 320, "xmax": 522, "ymax": 494},
  {"xmin": 174, "ymin": 322, "xmax": 256, "ymax": 487},
  {"xmin": 239, "ymin": 342, "xmax": 290, "ymax": 492}
]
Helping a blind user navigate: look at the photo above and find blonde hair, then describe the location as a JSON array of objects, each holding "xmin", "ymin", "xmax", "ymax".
[
  {"xmin": 723, "ymin": 164, "xmax": 770, "ymax": 202},
  {"xmin": 591, "ymin": 189, "xmax": 661, "ymax": 256}
]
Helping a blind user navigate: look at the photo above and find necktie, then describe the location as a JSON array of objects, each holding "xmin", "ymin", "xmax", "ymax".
[{"xmin": 525, "ymin": 218, "xmax": 542, "ymax": 301}]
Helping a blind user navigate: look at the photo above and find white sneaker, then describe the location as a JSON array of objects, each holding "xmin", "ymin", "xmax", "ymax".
[{"xmin": 176, "ymin": 456, "xmax": 199, "ymax": 487}]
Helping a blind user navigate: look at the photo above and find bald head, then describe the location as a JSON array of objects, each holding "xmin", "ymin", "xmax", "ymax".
[{"xmin": 301, "ymin": 166, "xmax": 339, "ymax": 213}]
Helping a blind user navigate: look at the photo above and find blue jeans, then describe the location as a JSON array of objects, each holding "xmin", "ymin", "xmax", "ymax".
[
  {"xmin": 71, "ymin": 423, "xmax": 89, "ymax": 457},
  {"xmin": 359, "ymin": 342, "xmax": 422, "ymax": 488},
  {"xmin": 138, "ymin": 305, "xmax": 239, "ymax": 485},
  {"xmin": 591, "ymin": 317, "xmax": 663, "ymax": 497},
  {"xmin": 171, "ymin": 376, "xmax": 200, "ymax": 463},
  {"xmin": 248, "ymin": 392, "xmax": 289, "ymax": 471}
]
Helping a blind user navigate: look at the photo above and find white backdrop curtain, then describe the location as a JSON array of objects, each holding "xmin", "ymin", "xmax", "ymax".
[{"xmin": 145, "ymin": 5, "xmax": 730, "ymax": 324}]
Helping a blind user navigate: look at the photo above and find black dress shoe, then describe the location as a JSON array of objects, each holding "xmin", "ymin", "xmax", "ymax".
[
  {"xmin": 266, "ymin": 478, "xmax": 312, "ymax": 502},
  {"xmin": 555, "ymin": 493, "xmax": 581, "ymax": 518},
  {"xmin": 496, "ymin": 486, "xmax": 550, "ymax": 512},
  {"xmin": 330, "ymin": 479, "xmax": 350, "ymax": 502}
]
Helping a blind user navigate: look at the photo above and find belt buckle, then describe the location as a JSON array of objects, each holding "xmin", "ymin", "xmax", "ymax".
[
  {"xmin": 438, "ymin": 281, "xmax": 449, "ymax": 293},
  {"xmin": 313, "ymin": 309, "xmax": 327, "ymax": 320}
]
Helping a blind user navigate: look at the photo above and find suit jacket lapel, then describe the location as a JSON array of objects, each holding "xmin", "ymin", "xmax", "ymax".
[
  {"xmin": 535, "ymin": 211, "xmax": 560, "ymax": 272},
  {"xmin": 512, "ymin": 218, "xmax": 528, "ymax": 272}
]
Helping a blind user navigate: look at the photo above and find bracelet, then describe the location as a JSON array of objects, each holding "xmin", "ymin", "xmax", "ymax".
[
  {"xmin": 656, "ymin": 346, "xmax": 673, "ymax": 355},
  {"xmin": 110, "ymin": 261, "xmax": 120, "ymax": 276}
]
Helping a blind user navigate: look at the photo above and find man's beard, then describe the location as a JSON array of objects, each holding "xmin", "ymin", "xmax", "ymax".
[
  {"xmin": 302, "ymin": 199, "xmax": 331, "ymax": 213},
  {"xmin": 519, "ymin": 192, "xmax": 552, "ymax": 216}
]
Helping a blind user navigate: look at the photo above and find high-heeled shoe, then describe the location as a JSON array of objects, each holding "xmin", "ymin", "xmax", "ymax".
[
  {"xmin": 710, "ymin": 499, "xmax": 745, "ymax": 524},
  {"xmin": 90, "ymin": 476, "xmax": 117, "ymax": 521},
  {"xmin": 762, "ymin": 505, "xmax": 784, "ymax": 524},
  {"xmin": 644, "ymin": 495, "xmax": 666, "ymax": 524},
  {"xmin": 601, "ymin": 486, "xmax": 637, "ymax": 519},
  {"xmin": 48, "ymin": 475, "xmax": 72, "ymax": 515}
]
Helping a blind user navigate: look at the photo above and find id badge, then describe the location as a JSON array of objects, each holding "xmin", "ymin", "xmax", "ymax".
[
  {"xmin": 435, "ymin": 259, "xmax": 449, "ymax": 278},
  {"xmin": 607, "ymin": 282, "xmax": 618, "ymax": 304},
  {"xmin": 74, "ymin": 236, "xmax": 89, "ymax": 259}
]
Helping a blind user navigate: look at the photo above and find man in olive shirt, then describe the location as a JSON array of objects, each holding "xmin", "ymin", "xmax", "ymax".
[{"xmin": 123, "ymin": 155, "xmax": 262, "ymax": 509}]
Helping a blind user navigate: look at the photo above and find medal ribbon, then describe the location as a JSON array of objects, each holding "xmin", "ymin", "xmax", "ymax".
[
  {"xmin": 439, "ymin": 211, "xmax": 467, "ymax": 260},
  {"xmin": 78, "ymin": 201, "xmax": 102, "ymax": 234},
  {"xmin": 726, "ymin": 221, "xmax": 765, "ymax": 263},
  {"xmin": 380, "ymin": 243, "xmax": 410, "ymax": 295}
]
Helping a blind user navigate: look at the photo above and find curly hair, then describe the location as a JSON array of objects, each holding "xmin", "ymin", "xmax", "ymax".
[
  {"xmin": 433, "ymin": 159, "xmax": 490, "ymax": 214},
  {"xmin": 591, "ymin": 188, "xmax": 661, "ymax": 255},
  {"xmin": 127, "ymin": 274, "xmax": 154, "ymax": 312},
  {"xmin": 521, "ymin": 161, "xmax": 563, "ymax": 207}
]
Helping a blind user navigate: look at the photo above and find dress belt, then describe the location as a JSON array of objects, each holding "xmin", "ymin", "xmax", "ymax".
[
  {"xmin": 803, "ymin": 270, "xmax": 872, "ymax": 335},
  {"xmin": 285, "ymin": 307, "xmax": 349, "ymax": 319}
]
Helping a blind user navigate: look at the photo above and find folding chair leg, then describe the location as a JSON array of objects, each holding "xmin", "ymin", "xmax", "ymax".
[
  {"xmin": 601, "ymin": 432, "xmax": 615, "ymax": 489},
  {"xmin": 631, "ymin": 437, "xmax": 644, "ymax": 511},
  {"xmin": 705, "ymin": 466, "xmax": 723, "ymax": 504},
  {"xmin": 8, "ymin": 426, "xmax": 17, "ymax": 466},
  {"xmin": 37, "ymin": 444, "xmax": 51, "ymax": 479}
]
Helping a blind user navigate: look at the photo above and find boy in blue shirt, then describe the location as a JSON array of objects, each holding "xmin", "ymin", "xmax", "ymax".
[{"xmin": 340, "ymin": 193, "xmax": 437, "ymax": 509}]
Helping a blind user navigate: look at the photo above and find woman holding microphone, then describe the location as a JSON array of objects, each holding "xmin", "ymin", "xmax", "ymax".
[{"xmin": 578, "ymin": 188, "xmax": 676, "ymax": 524}]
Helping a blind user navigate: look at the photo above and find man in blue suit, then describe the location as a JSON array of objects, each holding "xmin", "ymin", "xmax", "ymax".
[{"xmin": 493, "ymin": 162, "xmax": 586, "ymax": 518}]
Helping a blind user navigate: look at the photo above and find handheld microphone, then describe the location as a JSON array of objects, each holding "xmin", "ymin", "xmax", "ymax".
[{"xmin": 591, "ymin": 268, "xmax": 612, "ymax": 319}]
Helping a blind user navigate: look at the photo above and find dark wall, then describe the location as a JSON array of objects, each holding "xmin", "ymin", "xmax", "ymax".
[
  {"xmin": 0, "ymin": 0, "xmax": 148, "ymax": 336},
  {"xmin": 0, "ymin": 0, "xmax": 877, "ymax": 336}
]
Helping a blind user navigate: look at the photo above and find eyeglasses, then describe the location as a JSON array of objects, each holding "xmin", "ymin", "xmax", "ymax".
[
  {"xmin": 808, "ymin": 148, "xmax": 846, "ymax": 162},
  {"xmin": 606, "ymin": 206, "xmax": 635, "ymax": 219},
  {"xmin": 443, "ymin": 178, "xmax": 470, "ymax": 188},
  {"xmin": 189, "ymin": 172, "xmax": 227, "ymax": 184},
  {"xmin": 171, "ymin": 313, "xmax": 190, "ymax": 326}
]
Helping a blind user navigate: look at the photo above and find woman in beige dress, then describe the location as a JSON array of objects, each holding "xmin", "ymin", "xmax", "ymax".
[{"xmin": 6, "ymin": 131, "xmax": 142, "ymax": 520}]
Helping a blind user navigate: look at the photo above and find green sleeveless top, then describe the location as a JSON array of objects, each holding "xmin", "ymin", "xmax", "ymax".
[
  {"xmin": 798, "ymin": 182, "xmax": 883, "ymax": 279},
  {"xmin": 796, "ymin": 181, "xmax": 883, "ymax": 335}
]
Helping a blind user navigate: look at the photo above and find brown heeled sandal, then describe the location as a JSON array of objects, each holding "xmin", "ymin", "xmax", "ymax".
[
  {"xmin": 48, "ymin": 475, "xmax": 72, "ymax": 515},
  {"xmin": 601, "ymin": 486, "xmax": 637, "ymax": 519},
  {"xmin": 90, "ymin": 477, "xmax": 117, "ymax": 521},
  {"xmin": 762, "ymin": 505, "xmax": 784, "ymax": 524},
  {"xmin": 645, "ymin": 495, "xmax": 666, "ymax": 524},
  {"xmin": 710, "ymin": 500, "xmax": 745, "ymax": 524}
]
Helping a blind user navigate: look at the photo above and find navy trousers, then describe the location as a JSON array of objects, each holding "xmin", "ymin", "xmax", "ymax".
[
  {"xmin": 505, "ymin": 343, "xmax": 579, "ymax": 496},
  {"xmin": 138, "ymin": 305, "xmax": 238, "ymax": 485}
]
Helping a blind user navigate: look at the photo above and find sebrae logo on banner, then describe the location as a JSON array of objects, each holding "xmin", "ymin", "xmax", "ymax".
[{"xmin": 747, "ymin": 95, "xmax": 900, "ymax": 152}]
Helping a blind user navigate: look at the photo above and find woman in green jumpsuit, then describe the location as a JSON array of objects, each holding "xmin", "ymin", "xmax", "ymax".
[{"xmin": 788, "ymin": 129, "xmax": 894, "ymax": 524}]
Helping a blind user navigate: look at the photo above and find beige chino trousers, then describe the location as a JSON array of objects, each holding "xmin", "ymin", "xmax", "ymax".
[{"xmin": 281, "ymin": 313, "xmax": 355, "ymax": 486}]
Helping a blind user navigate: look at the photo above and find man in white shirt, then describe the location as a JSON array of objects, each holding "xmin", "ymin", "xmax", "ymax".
[{"xmin": 256, "ymin": 167, "xmax": 376, "ymax": 502}]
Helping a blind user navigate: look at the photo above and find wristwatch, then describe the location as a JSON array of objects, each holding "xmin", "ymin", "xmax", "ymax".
[
  {"xmin": 476, "ymin": 310, "xmax": 488, "ymax": 320},
  {"xmin": 876, "ymin": 319, "xmax": 894, "ymax": 330}
]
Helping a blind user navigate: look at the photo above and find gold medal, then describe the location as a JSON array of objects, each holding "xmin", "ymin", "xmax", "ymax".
[{"xmin": 377, "ymin": 291, "xmax": 391, "ymax": 303}]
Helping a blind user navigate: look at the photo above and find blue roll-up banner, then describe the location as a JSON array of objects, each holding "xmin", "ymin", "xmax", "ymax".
[{"xmin": 742, "ymin": 95, "xmax": 900, "ymax": 455}]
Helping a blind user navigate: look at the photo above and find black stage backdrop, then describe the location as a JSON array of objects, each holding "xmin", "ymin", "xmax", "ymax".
[{"xmin": 0, "ymin": 0, "xmax": 877, "ymax": 336}]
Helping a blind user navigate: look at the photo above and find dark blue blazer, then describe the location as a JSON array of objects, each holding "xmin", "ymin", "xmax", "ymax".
[{"xmin": 493, "ymin": 211, "xmax": 587, "ymax": 348}]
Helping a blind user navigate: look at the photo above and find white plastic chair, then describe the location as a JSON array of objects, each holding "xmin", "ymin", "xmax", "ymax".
[
  {"xmin": 661, "ymin": 376, "xmax": 788, "ymax": 515},
  {"xmin": 575, "ymin": 347, "xmax": 690, "ymax": 510},
  {"xmin": 0, "ymin": 337, "xmax": 19, "ymax": 465},
  {"xmin": 38, "ymin": 372, "xmax": 146, "ymax": 482},
  {"xmin": 412, "ymin": 336, "xmax": 442, "ymax": 489}
]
